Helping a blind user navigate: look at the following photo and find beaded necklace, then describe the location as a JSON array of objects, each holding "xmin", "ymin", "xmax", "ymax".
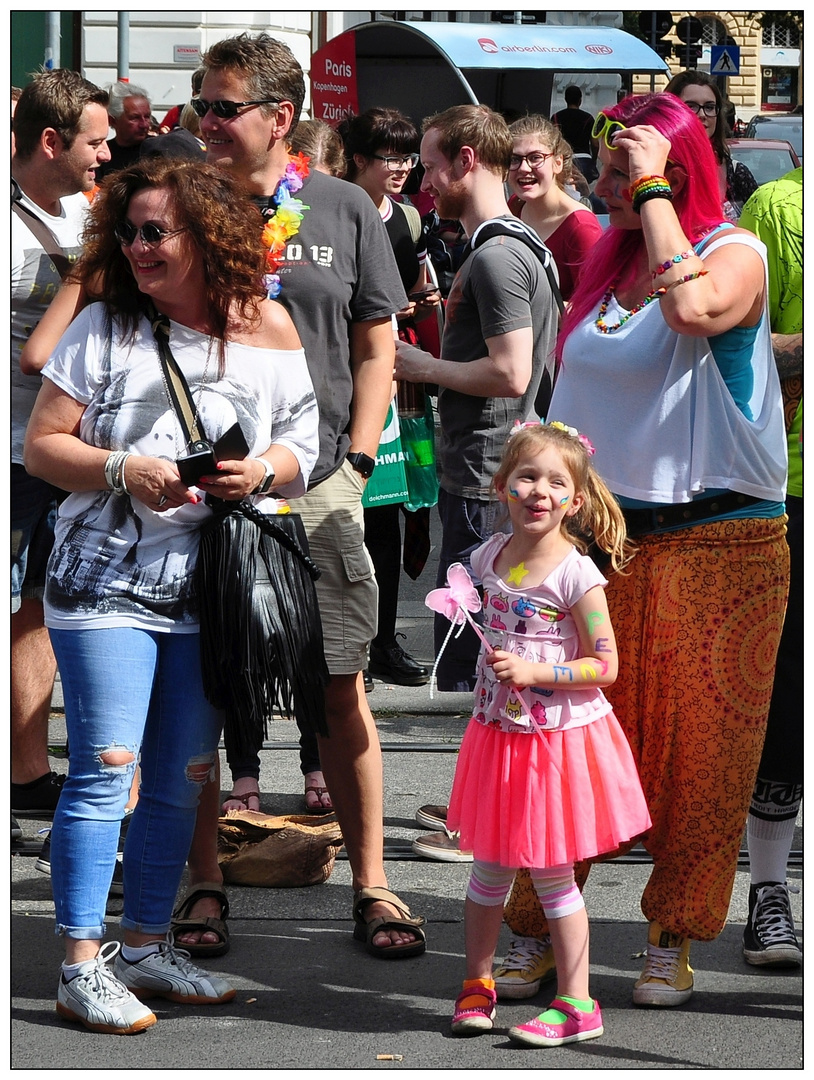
[
  {"xmin": 260, "ymin": 151, "xmax": 310, "ymax": 299},
  {"xmin": 595, "ymin": 283, "xmax": 667, "ymax": 333}
]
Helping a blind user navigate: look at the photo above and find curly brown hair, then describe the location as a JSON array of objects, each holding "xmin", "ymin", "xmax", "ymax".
[{"xmin": 72, "ymin": 157, "xmax": 266, "ymax": 363}]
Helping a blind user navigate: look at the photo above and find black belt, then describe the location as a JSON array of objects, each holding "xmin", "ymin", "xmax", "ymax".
[{"xmin": 622, "ymin": 491, "xmax": 763, "ymax": 536}]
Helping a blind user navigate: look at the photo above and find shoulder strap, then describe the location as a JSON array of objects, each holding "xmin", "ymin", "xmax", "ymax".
[
  {"xmin": 464, "ymin": 217, "xmax": 565, "ymax": 318},
  {"xmin": 400, "ymin": 200, "xmax": 422, "ymax": 245},
  {"xmin": 147, "ymin": 304, "xmax": 206, "ymax": 443},
  {"xmin": 12, "ymin": 181, "xmax": 71, "ymax": 280}
]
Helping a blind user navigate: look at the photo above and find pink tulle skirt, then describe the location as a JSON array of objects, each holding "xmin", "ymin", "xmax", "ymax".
[{"xmin": 447, "ymin": 711, "xmax": 651, "ymax": 869}]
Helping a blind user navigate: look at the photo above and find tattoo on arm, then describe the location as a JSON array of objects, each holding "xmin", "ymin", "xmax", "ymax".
[{"xmin": 772, "ymin": 334, "xmax": 803, "ymax": 380}]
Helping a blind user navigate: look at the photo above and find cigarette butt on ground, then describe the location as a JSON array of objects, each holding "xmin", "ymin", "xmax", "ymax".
[{"xmin": 376, "ymin": 1054, "xmax": 404, "ymax": 1061}]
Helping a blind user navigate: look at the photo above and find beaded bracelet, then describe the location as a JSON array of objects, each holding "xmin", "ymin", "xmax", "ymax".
[
  {"xmin": 629, "ymin": 174, "xmax": 670, "ymax": 202},
  {"xmin": 652, "ymin": 250, "xmax": 695, "ymax": 277},
  {"xmin": 665, "ymin": 270, "xmax": 709, "ymax": 292},
  {"xmin": 633, "ymin": 187, "xmax": 673, "ymax": 213}
]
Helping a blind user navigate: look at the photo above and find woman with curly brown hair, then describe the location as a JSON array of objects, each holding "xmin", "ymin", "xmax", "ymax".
[{"xmin": 23, "ymin": 157, "xmax": 319, "ymax": 1034}]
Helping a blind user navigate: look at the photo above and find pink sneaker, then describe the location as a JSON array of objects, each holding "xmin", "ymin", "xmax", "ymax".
[
  {"xmin": 508, "ymin": 997, "xmax": 603, "ymax": 1047},
  {"xmin": 451, "ymin": 985, "xmax": 497, "ymax": 1036}
]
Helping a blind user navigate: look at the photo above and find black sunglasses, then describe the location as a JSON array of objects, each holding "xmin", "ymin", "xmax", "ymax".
[
  {"xmin": 114, "ymin": 220, "xmax": 188, "ymax": 247},
  {"xmin": 190, "ymin": 97, "xmax": 280, "ymax": 119}
]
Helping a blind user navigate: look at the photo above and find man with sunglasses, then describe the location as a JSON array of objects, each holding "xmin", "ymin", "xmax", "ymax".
[
  {"xmin": 12, "ymin": 71, "xmax": 111, "ymax": 840},
  {"xmin": 395, "ymin": 104, "xmax": 558, "ymax": 694},
  {"xmin": 177, "ymin": 33, "xmax": 426, "ymax": 961}
]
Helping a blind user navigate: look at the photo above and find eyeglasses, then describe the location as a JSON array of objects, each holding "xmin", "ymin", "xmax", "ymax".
[
  {"xmin": 372, "ymin": 153, "xmax": 419, "ymax": 171},
  {"xmin": 190, "ymin": 97, "xmax": 280, "ymax": 119},
  {"xmin": 508, "ymin": 151, "xmax": 554, "ymax": 171},
  {"xmin": 114, "ymin": 220, "xmax": 188, "ymax": 247},
  {"xmin": 591, "ymin": 112, "xmax": 628, "ymax": 150},
  {"xmin": 683, "ymin": 100, "xmax": 720, "ymax": 117}
]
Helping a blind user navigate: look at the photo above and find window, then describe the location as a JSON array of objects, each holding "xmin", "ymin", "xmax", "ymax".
[
  {"xmin": 762, "ymin": 20, "xmax": 801, "ymax": 47},
  {"xmin": 699, "ymin": 16, "xmax": 736, "ymax": 47}
]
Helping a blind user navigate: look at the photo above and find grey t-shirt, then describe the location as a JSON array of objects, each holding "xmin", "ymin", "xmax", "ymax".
[
  {"xmin": 437, "ymin": 230, "xmax": 558, "ymax": 499},
  {"xmin": 265, "ymin": 169, "xmax": 408, "ymax": 485}
]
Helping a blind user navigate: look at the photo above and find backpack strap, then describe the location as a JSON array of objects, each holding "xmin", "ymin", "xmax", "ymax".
[
  {"xmin": 463, "ymin": 217, "xmax": 564, "ymax": 318},
  {"xmin": 399, "ymin": 200, "xmax": 422, "ymax": 245}
]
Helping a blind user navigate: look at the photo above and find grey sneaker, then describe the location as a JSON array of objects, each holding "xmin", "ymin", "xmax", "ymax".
[
  {"xmin": 113, "ymin": 938, "xmax": 236, "ymax": 1004},
  {"xmin": 742, "ymin": 881, "xmax": 802, "ymax": 967},
  {"xmin": 56, "ymin": 942, "xmax": 157, "ymax": 1035}
]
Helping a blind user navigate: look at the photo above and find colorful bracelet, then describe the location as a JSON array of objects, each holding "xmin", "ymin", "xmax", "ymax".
[
  {"xmin": 629, "ymin": 174, "xmax": 670, "ymax": 202},
  {"xmin": 633, "ymin": 187, "xmax": 673, "ymax": 213},
  {"xmin": 665, "ymin": 270, "xmax": 709, "ymax": 292},
  {"xmin": 652, "ymin": 250, "xmax": 695, "ymax": 277}
]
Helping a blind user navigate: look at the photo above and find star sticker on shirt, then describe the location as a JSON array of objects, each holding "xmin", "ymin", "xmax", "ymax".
[{"xmin": 506, "ymin": 562, "xmax": 529, "ymax": 586}]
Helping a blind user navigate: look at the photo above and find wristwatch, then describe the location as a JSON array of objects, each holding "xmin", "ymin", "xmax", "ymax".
[
  {"xmin": 252, "ymin": 457, "xmax": 276, "ymax": 495},
  {"xmin": 346, "ymin": 451, "xmax": 376, "ymax": 479}
]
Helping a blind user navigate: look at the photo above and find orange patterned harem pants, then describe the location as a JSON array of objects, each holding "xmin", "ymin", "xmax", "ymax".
[{"xmin": 504, "ymin": 516, "xmax": 789, "ymax": 942}]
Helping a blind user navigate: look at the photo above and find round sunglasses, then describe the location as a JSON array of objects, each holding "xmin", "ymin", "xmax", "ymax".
[
  {"xmin": 114, "ymin": 220, "xmax": 188, "ymax": 247},
  {"xmin": 591, "ymin": 113, "xmax": 627, "ymax": 150},
  {"xmin": 190, "ymin": 97, "xmax": 280, "ymax": 119}
]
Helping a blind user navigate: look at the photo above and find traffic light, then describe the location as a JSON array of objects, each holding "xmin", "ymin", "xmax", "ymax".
[{"xmin": 653, "ymin": 40, "xmax": 674, "ymax": 61}]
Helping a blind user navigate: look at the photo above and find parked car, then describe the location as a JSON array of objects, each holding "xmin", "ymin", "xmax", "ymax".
[
  {"xmin": 727, "ymin": 138, "xmax": 801, "ymax": 188},
  {"xmin": 743, "ymin": 113, "xmax": 803, "ymax": 164}
]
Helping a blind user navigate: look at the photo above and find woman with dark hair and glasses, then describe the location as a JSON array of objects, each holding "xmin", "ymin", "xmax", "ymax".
[
  {"xmin": 338, "ymin": 107, "xmax": 441, "ymax": 688},
  {"xmin": 664, "ymin": 69, "xmax": 757, "ymax": 221},
  {"xmin": 23, "ymin": 157, "xmax": 319, "ymax": 1034},
  {"xmin": 507, "ymin": 115, "xmax": 602, "ymax": 301},
  {"xmin": 494, "ymin": 92, "xmax": 788, "ymax": 1011}
]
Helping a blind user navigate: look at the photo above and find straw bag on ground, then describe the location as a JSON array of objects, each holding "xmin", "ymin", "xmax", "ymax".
[{"xmin": 217, "ymin": 810, "xmax": 344, "ymax": 887}]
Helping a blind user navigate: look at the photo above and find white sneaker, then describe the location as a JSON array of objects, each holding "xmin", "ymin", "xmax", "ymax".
[
  {"xmin": 113, "ymin": 937, "xmax": 236, "ymax": 1004},
  {"xmin": 56, "ymin": 942, "xmax": 157, "ymax": 1035}
]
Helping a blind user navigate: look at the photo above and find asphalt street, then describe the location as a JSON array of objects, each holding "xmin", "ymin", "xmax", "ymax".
[{"xmin": 11, "ymin": 513, "xmax": 802, "ymax": 1073}]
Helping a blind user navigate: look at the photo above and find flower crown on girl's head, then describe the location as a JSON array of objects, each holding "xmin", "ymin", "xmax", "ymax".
[{"xmin": 510, "ymin": 419, "xmax": 596, "ymax": 456}]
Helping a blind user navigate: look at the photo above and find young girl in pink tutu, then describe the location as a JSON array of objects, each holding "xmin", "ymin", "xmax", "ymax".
[{"xmin": 442, "ymin": 421, "xmax": 650, "ymax": 1047}]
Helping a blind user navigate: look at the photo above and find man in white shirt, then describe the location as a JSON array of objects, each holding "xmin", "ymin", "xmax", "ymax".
[{"xmin": 11, "ymin": 69, "xmax": 110, "ymax": 835}]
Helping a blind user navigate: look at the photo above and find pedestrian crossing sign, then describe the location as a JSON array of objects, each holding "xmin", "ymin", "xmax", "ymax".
[{"xmin": 710, "ymin": 45, "xmax": 740, "ymax": 76}]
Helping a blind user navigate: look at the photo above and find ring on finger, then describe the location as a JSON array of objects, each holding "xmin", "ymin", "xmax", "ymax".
[{"xmin": 158, "ymin": 494, "xmax": 168, "ymax": 507}]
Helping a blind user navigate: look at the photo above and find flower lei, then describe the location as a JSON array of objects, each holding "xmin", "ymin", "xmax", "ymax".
[{"xmin": 261, "ymin": 151, "xmax": 310, "ymax": 299}]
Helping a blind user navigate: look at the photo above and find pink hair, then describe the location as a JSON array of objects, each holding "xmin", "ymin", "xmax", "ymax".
[{"xmin": 557, "ymin": 93, "xmax": 724, "ymax": 361}]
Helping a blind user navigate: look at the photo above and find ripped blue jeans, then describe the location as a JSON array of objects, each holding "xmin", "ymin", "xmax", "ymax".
[{"xmin": 49, "ymin": 627, "xmax": 223, "ymax": 940}]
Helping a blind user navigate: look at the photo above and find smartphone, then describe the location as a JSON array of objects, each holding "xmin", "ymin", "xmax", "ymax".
[
  {"xmin": 177, "ymin": 441, "xmax": 218, "ymax": 486},
  {"xmin": 408, "ymin": 285, "xmax": 439, "ymax": 301}
]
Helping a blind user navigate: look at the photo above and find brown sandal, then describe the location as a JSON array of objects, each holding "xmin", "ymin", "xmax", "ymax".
[
  {"xmin": 170, "ymin": 881, "xmax": 230, "ymax": 958},
  {"xmin": 221, "ymin": 785, "xmax": 260, "ymax": 814},
  {"xmin": 304, "ymin": 785, "xmax": 333, "ymax": 814},
  {"xmin": 352, "ymin": 886, "xmax": 427, "ymax": 959}
]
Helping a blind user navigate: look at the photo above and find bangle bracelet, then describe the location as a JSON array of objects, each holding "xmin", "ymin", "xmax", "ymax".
[
  {"xmin": 665, "ymin": 270, "xmax": 709, "ymax": 292},
  {"xmin": 104, "ymin": 450, "xmax": 131, "ymax": 496},
  {"xmin": 633, "ymin": 188, "xmax": 673, "ymax": 214},
  {"xmin": 652, "ymin": 250, "xmax": 695, "ymax": 277}
]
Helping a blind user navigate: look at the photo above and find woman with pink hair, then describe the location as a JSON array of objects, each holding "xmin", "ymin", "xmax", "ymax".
[{"xmin": 495, "ymin": 93, "xmax": 788, "ymax": 1010}]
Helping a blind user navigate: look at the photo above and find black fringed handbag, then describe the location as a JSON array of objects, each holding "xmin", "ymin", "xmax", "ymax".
[{"xmin": 150, "ymin": 309, "xmax": 330, "ymax": 761}]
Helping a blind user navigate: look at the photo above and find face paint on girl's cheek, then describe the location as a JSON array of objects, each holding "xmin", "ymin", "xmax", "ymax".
[
  {"xmin": 621, "ymin": 185, "xmax": 632, "ymax": 203},
  {"xmin": 508, "ymin": 486, "xmax": 520, "ymax": 503},
  {"xmin": 559, "ymin": 496, "xmax": 570, "ymax": 507}
]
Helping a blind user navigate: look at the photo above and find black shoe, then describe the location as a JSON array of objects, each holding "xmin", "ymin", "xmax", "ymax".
[
  {"xmin": 742, "ymin": 881, "xmax": 802, "ymax": 967},
  {"xmin": 11, "ymin": 815, "xmax": 22, "ymax": 842},
  {"xmin": 11, "ymin": 770, "xmax": 66, "ymax": 817},
  {"xmin": 368, "ymin": 636, "xmax": 429, "ymax": 686},
  {"xmin": 363, "ymin": 670, "xmax": 375, "ymax": 693},
  {"xmin": 36, "ymin": 812, "xmax": 131, "ymax": 884}
]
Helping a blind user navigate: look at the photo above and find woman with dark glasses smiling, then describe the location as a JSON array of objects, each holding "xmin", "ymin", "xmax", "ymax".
[
  {"xmin": 664, "ymin": 69, "xmax": 757, "ymax": 221},
  {"xmin": 23, "ymin": 157, "xmax": 320, "ymax": 1034},
  {"xmin": 498, "ymin": 91, "xmax": 788, "ymax": 1013}
]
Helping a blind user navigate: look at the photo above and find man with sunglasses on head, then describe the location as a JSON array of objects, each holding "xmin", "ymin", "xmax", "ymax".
[
  {"xmin": 395, "ymin": 105, "xmax": 558, "ymax": 695},
  {"xmin": 178, "ymin": 33, "xmax": 427, "ymax": 961},
  {"xmin": 12, "ymin": 70, "xmax": 111, "ymax": 841}
]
